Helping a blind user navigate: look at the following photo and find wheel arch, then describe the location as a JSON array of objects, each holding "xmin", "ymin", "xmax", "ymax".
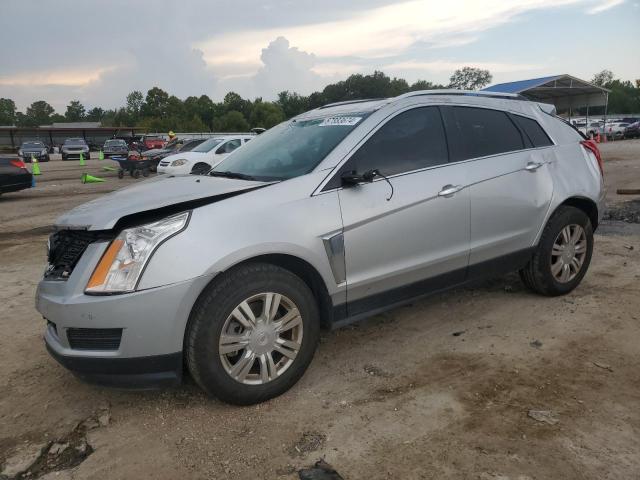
[
  {"xmin": 556, "ymin": 196, "xmax": 599, "ymax": 230},
  {"xmin": 190, "ymin": 161, "xmax": 212, "ymax": 173},
  {"xmin": 188, "ymin": 253, "xmax": 335, "ymax": 335}
]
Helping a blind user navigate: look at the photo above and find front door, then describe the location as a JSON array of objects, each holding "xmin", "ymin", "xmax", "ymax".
[{"xmin": 329, "ymin": 106, "xmax": 471, "ymax": 317}]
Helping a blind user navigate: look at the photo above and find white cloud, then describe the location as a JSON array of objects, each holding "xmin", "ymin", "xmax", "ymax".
[
  {"xmin": 381, "ymin": 60, "xmax": 543, "ymax": 74},
  {"xmin": 587, "ymin": 0, "xmax": 625, "ymax": 14},
  {"xmin": 0, "ymin": 66, "xmax": 121, "ymax": 87},
  {"xmin": 215, "ymin": 37, "xmax": 327, "ymax": 98},
  {"xmin": 196, "ymin": 0, "xmax": 587, "ymax": 79}
]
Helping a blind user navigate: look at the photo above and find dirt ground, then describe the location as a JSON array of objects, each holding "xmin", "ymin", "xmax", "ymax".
[{"xmin": 1, "ymin": 143, "xmax": 639, "ymax": 480}]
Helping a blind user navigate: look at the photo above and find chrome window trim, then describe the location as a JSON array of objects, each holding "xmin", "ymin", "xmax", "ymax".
[{"xmin": 312, "ymin": 101, "xmax": 556, "ymax": 197}]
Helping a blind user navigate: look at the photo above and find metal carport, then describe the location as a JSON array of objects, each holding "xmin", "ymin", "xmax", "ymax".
[{"xmin": 483, "ymin": 74, "xmax": 610, "ymax": 120}]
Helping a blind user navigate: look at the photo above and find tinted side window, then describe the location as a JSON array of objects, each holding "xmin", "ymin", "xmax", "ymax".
[
  {"xmin": 346, "ymin": 106, "xmax": 448, "ymax": 177},
  {"xmin": 216, "ymin": 139, "xmax": 242, "ymax": 154},
  {"xmin": 445, "ymin": 107, "xmax": 524, "ymax": 161},
  {"xmin": 513, "ymin": 115, "xmax": 553, "ymax": 147}
]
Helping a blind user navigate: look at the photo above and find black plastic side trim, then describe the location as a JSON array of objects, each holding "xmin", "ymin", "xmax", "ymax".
[
  {"xmin": 331, "ymin": 247, "xmax": 534, "ymax": 328},
  {"xmin": 466, "ymin": 248, "xmax": 534, "ymax": 283}
]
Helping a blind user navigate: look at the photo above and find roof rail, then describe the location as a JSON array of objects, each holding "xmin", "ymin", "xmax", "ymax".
[
  {"xmin": 395, "ymin": 89, "xmax": 525, "ymax": 100},
  {"xmin": 318, "ymin": 98, "xmax": 386, "ymax": 109}
]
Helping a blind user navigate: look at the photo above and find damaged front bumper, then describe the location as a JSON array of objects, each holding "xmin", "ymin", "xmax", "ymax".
[{"xmin": 36, "ymin": 242, "xmax": 215, "ymax": 388}]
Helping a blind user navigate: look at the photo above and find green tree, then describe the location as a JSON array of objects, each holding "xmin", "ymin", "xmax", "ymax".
[
  {"xmin": 250, "ymin": 102, "xmax": 285, "ymax": 129},
  {"xmin": 65, "ymin": 100, "xmax": 86, "ymax": 121},
  {"xmin": 126, "ymin": 90, "xmax": 144, "ymax": 121},
  {"xmin": 142, "ymin": 87, "xmax": 170, "ymax": 118},
  {"xmin": 0, "ymin": 98, "xmax": 17, "ymax": 125},
  {"xmin": 592, "ymin": 70, "xmax": 614, "ymax": 87},
  {"xmin": 23, "ymin": 100, "xmax": 55, "ymax": 126},
  {"xmin": 409, "ymin": 80, "xmax": 446, "ymax": 91},
  {"xmin": 85, "ymin": 107, "xmax": 105, "ymax": 122},
  {"xmin": 180, "ymin": 114, "xmax": 208, "ymax": 132},
  {"xmin": 449, "ymin": 67, "xmax": 493, "ymax": 90},
  {"xmin": 166, "ymin": 95, "xmax": 185, "ymax": 121},
  {"xmin": 277, "ymin": 91, "xmax": 309, "ymax": 118},
  {"xmin": 215, "ymin": 110, "xmax": 249, "ymax": 132}
]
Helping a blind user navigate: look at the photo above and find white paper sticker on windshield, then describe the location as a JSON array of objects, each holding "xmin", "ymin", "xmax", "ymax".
[{"xmin": 319, "ymin": 116, "xmax": 362, "ymax": 127}]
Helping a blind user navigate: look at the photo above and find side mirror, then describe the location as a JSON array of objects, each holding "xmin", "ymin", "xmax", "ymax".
[{"xmin": 341, "ymin": 169, "xmax": 377, "ymax": 186}]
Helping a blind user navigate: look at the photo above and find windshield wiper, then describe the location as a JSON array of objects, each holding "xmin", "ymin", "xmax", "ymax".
[{"xmin": 209, "ymin": 170, "xmax": 256, "ymax": 181}]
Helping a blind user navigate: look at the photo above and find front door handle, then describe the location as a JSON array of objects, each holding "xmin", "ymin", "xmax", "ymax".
[
  {"xmin": 438, "ymin": 184, "xmax": 463, "ymax": 197},
  {"xmin": 525, "ymin": 161, "xmax": 543, "ymax": 172}
]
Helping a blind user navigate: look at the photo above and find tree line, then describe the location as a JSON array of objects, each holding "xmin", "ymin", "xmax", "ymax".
[{"xmin": 0, "ymin": 68, "xmax": 638, "ymax": 133}]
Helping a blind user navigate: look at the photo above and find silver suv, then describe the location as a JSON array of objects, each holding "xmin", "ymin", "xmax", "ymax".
[{"xmin": 37, "ymin": 90, "xmax": 605, "ymax": 405}]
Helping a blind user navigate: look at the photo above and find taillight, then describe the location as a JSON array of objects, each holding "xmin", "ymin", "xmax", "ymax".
[
  {"xmin": 581, "ymin": 139, "xmax": 603, "ymax": 176},
  {"xmin": 10, "ymin": 159, "xmax": 26, "ymax": 169}
]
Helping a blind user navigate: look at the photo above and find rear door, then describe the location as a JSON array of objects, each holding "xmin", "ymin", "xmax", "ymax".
[
  {"xmin": 328, "ymin": 106, "xmax": 470, "ymax": 315},
  {"xmin": 441, "ymin": 106, "xmax": 554, "ymax": 270}
]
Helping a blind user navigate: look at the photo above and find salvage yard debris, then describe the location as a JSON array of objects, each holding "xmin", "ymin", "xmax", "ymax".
[
  {"xmin": 527, "ymin": 410, "xmax": 559, "ymax": 425},
  {"xmin": 298, "ymin": 460, "xmax": 344, "ymax": 480}
]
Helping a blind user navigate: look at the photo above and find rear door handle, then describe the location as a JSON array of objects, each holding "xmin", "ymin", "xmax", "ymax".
[
  {"xmin": 438, "ymin": 184, "xmax": 463, "ymax": 197},
  {"xmin": 525, "ymin": 161, "xmax": 543, "ymax": 172}
]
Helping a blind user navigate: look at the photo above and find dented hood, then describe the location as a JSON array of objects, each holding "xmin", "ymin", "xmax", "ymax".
[{"xmin": 56, "ymin": 174, "xmax": 267, "ymax": 230}]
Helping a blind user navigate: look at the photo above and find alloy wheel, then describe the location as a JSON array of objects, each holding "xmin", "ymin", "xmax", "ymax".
[
  {"xmin": 550, "ymin": 224, "xmax": 587, "ymax": 283},
  {"xmin": 218, "ymin": 293, "xmax": 303, "ymax": 385}
]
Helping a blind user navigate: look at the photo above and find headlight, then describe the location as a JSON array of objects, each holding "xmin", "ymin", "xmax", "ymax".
[
  {"xmin": 41, "ymin": 149, "xmax": 47, "ymax": 155},
  {"xmin": 85, "ymin": 212, "xmax": 190, "ymax": 294},
  {"xmin": 18, "ymin": 150, "xmax": 23, "ymax": 156},
  {"xmin": 170, "ymin": 159, "xmax": 189, "ymax": 166}
]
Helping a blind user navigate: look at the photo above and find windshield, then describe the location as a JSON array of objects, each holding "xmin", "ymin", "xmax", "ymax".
[
  {"xmin": 105, "ymin": 140, "xmax": 125, "ymax": 146},
  {"xmin": 212, "ymin": 113, "xmax": 369, "ymax": 181},
  {"xmin": 22, "ymin": 142, "xmax": 44, "ymax": 148},
  {"xmin": 192, "ymin": 138, "xmax": 224, "ymax": 153},
  {"xmin": 179, "ymin": 139, "xmax": 205, "ymax": 152},
  {"xmin": 64, "ymin": 138, "xmax": 86, "ymax": 146}
]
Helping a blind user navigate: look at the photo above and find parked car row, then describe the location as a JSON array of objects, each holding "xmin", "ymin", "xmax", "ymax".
[
  {"xmin": 158, "ymin": 135, "xmax": 253, "ymax": 175},
  {"xmin": 569, "ymin": 117, "xmax": 640, "ymax": 140}
]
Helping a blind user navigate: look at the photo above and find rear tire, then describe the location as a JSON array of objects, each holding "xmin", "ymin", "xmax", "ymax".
[
  {"xmin": 186, "ymin": 263, "xmax": 320, "ymax": 405},
  {"xmin": 520, "ymin": 206, "xmax": 593, "ymax": 296}
]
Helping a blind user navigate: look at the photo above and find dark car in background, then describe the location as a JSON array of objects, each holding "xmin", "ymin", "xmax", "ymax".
[
  {"xmin": 0, "ymin": 156, "xmax": 32, "ymax": 195},
  {"xmin": 624, "ymin": 121, "xmax": 640, "ymax": 139},
  {"xmin": 102, "ymin": 139, "xmax": 129, "ymax": 158},
  {"xmin": 18, "ymin": 141, "xmax": 50, "ymax": 163},
  {"xmin": 61, "ymin": 138, "xmax": 90, "ymax": 160}
]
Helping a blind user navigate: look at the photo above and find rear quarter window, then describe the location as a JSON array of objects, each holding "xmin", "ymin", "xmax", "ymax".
[
  {"xmin": 513, "ymin": 115, "xmax": 553, "ymax": 147},
  {"xmin": 443, "ymin": 106, "xmax": 524, "ymax": 162}
]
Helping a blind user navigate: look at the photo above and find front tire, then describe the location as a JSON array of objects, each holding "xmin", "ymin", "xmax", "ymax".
[
  {"xmin": 190, "ymin": 163, "xmax": 211, "ymax": 175},
  {"xmin": 186, "ymin": 263, "xmax": 320, "ymax": 405},
  {"xmin": 520, "ymin": 206, "xmax": 593, "ymax": 296}
]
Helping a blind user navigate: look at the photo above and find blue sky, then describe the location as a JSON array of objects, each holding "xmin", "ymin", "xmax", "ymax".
[{"xmin": 0, "ymin": 0, "xmax": 638, "ymax": 111}]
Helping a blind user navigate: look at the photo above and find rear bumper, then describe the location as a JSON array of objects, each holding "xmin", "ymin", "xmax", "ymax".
[{"xmin": 46, "ymin": 342, "xmax": 182, "ymax": 389}]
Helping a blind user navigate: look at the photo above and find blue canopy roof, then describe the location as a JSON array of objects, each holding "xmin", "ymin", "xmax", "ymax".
[
  {"xmin": 482, "ymin": 74, "xmax": 609, "ymax": 109},
  {"xmin": 483, "ymin": 75, "xmax": 562, "ymax": 93}
]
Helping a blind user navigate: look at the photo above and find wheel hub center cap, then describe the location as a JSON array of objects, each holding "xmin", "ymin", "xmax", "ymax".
[
  {"xmin": 563, "ymin": 246, "xmax": 575, "ymax": 261},
  {"xmin": 250, "ymin": 321, "xmax": 277, "ymax": 354}
]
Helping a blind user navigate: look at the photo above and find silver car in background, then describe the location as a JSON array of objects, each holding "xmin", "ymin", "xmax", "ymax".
[
  {"xmin": 61, "ymin": 138, "xmax": 90, "ymax": 160},
  {"xmin": 36, "ymin": 90, "xmax": 605, "ymax": 404}
]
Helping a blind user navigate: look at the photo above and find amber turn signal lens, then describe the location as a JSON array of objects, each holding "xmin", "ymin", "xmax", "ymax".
[{"xmin": 86, "ymin": 239, "xmax": 124, "ymax": 290}]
